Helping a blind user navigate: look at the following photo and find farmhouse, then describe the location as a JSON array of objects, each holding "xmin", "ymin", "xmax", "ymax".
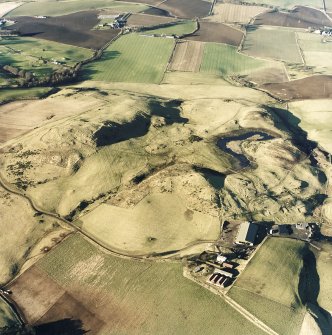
[{"xmin": 235, "ymin": 221, "xmax": 258, "ymax": 246}]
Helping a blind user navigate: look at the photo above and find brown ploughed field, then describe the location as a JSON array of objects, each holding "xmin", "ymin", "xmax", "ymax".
[
  {"xmin": 158, "ymin": 0, "xmax": 212, "ymax": 18},
  {"xmin": 254, "ymin": 6, "xmax": 332, "ymax": 29},
  {"xmin": 185, "ymin": 22, "xmax": 243, "ymax": 46},
  {"xmin": 169, "ymin": 40, "xmax": 204, "ymax": 72},
  {"xmin": 127, "ymin": 13, "xmax": 177, "ymax": 27},
  {"xmin": 260, "ymin": 75, "xmax": 332, "ymax": 100},
  {"xmin": 10, "ymin": 11, "xmax": 119, "ymax": 49}
]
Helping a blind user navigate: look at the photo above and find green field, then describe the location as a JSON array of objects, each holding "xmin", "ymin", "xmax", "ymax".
[
  {"xmin": 143, "ymin": 20, "xmax": 197, "ymax": 37},
  {"xmin": 242, "ymin": 0, "xmax": 322, "ymax": 9},
  {"xmin": 243, "ymin": 26, "xmax": 303, "ymax": 63},
  {"xmin": 0, "ymin": 36, "xmax": 93, "ymax": 80},
  {"xmin": 7, "ymin": 0, "xmax": 148, "ymax": 17},
  {"xmin": 0, "ymin": 87, "xmax": 53, "ymax": 104},
  {"xmin": 37, "ymin": 234, "xmax": 266, "ymax": 335},
  {"xmin": 297, "ymin": 32, "xmax": 332, "ymax": 75},
  {"xmin": 83, "ymin": 34, "xmax": 175, "ymax": 83},
  {"xmin": 228, "ymin": 238, "xmax": 307, "ymax": 335},
  {"xmin": 200, "ymin": 42, "xmax": 268, "ymax": 77}
]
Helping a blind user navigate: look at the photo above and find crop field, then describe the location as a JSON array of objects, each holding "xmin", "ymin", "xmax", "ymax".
[
  {"xmin": 169, "ymin": 41, "xmax": 204, "ymax": 72},
  {"xmin": 228, "ymin": 238, "xmax": 308, "ymax": 335},
  {"xmin": 127, "ymin": 13, "xmax": 177, "ymax": 27},
  {"xmin": 243, "ymin": 26, "xmax": 303, "ymax": 63},
  {"xmin": 143, "ymin": 20, "xmax": 197, "ymax": 37},
  {"xmin": 200, "ymin": 42, "xmax": 269, "ymax": 77},
  {"xmin": 289, "ymin": 99, "xmax": 332, "ymax": 154},
  {"xmin": 297, "ymin": 32, "xmax": 332, "ymax": 75},
  {"xmin": 0, "ymin": 36, "xmax": 93, "ymax": 79},
  {"xmin": 7, "ymin": 0, "xmax": 148, "ymax": 17},
  {"xmin": 115, "ymin": 0, "xmax": 161, "ymax": 5},
  {"xmin": 242, "ymin": 0, "xmax": 323, "ymax": 10},
  {"xmin": 79, "ymin": 192, "xmax": 220, "ymax": 255},
  {"xmin": 260, "ymin": 75, "xmax": 332, "ymax": 100},
  {"xmin": 8, "ymin": 234, "xmax": 267, "ymax": 334},
  {"xmin": 254, "ymin": 6, "xmax": 332, "ymax": 29},
  {"xmin": 207, "ymin": 3, "xmax": 268, "ymax": 24},
  {"xmin": 11, "ymin": 11, "xmax": 120, "ymax": 49},
  {"xmin": 82, "ymin": 34, "xmax": 175, "ymax": 83},
  {"xmin": 158, "ymin": 0, "xmax": 212, "ymax": 19},
  {"xmin": 185, "ymin": 22, "xmax": 244, "ymax": 46}
]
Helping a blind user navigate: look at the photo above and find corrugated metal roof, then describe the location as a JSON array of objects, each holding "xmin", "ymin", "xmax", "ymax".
[{"xmin": 236, "ymin": 221, "xmax": 258, "ymax": 244}]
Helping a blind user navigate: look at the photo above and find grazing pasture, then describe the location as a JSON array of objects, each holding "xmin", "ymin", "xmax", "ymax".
[
  {"xmin": 7, "ymin": 0, "xmax": 148, "ymax": 17},
  {"xmin": 169, "ymin": 41, "xmax": 204, "ymax": 72},
  {"xmin": 82, "ymin": 33, "xmax": 175, "ymax": 83},
  {"xmin": 185, "ymin": 22, "xmax": 243, "ymax": 46},
  {"xmin": 228, "ymin": 238, "xmax": 307, "ymax": 335},
  {"xmin": 11, "ymin": 11, "xmax": 120, "ymax": 49},
  {"xmin": 242, "ymin": 0, "xmax": 323, "ymax": 10},
  {"xmin": 0, "ymin": 36, "xmax": 93, "ymax": 79},
  {"xmin": 8, "ymin": 234, "xmax": 267, "ymax": 335},
  {"xmin": 127, "ymin": 13, "xmax": 177, "ymax": 27},
  {"xmin": 260, "ymin": 75, "xmax": 332, "ymax": 100},
  {"xmin": 243, "ymin": 26, "xmax": 303, "ymax": 63},
  {"xmin": 200, "ymin": 42, "xmax": 267, "ymax": 77},
  {"xmin": 80, "ymin": 192, "xmax": 220, "ymax": 255},
  {"xmin": 158, "ymin": 0, "xmax": 212, "ymax": 19},
  {"xmin": 208, "ymin": 3, "xmax": 268, "ymax": 24},
  {"xmin": 254, "ymin": 6, "xmax": 332, "ymax": 28},
  {"xmin": 143, "ymin": 20, "xmax": 197, "ymax": 36}
]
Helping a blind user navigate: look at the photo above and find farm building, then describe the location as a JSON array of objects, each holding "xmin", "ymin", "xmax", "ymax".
[{"xmin": 235, "ymin": 221, "xmax": 258, "ymax": 246}]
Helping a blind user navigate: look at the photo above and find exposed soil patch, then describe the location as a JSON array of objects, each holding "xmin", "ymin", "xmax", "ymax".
[
  {"xmin": 127, "ymin": 13, "xmax": 176, "ymax": 27},
  {"xmin": 158, "ymin": 0, "xmax": 212, "ymax": 19},
  {"xmin": 260, "ymin": 75, "xmax": 332, "ymax": 100},
  {"xmin": 254, "ymin": 6, "xmax": 332, "ymax": 28},
  {"xmin": 10, "ymin": 11, "xmax": 120, "ymax": 49},
  {"xmin": 169, "ymin": 40, "xmax": 204, "ymax": 72},
  {"xmin": 185, "ymin": 22, "xmax": 243, "ymax": 46}
]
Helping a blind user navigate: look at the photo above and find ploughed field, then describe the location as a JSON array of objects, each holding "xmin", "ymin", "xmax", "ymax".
[
  {"xmin": 157, "ymin": 0, "xmax": 212, "ymax": 19},
  {"xmin": 184, "ymin": 22, "xmax": 244, "ymax": 46},
  {"xmin": 254, "ymin": 6, "xmax": 332, "ymax": 29},
  {"xmin": 10, "ymin": 11, "xmax": 120, "ymax": 49}
]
